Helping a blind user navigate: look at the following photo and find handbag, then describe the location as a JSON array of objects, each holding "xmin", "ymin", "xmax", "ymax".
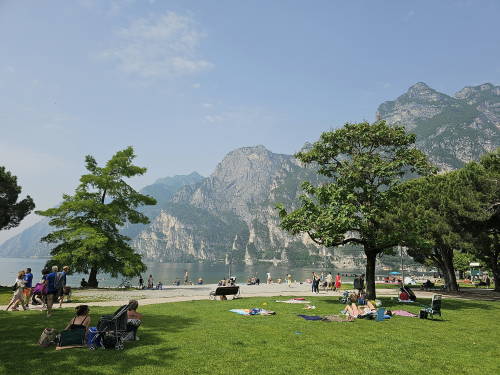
[{"xmin": 38, "ymin": 328, "xmax": 59, "ymax": 347}]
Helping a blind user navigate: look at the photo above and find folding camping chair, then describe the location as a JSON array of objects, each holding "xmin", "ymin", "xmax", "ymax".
[{"xmin": 422, "ymin": 294, "xmax": 442, "ymax": 320}]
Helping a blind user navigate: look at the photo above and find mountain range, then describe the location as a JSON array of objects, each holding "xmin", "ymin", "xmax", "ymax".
[{"xmin": 1, "ymin": 82, "xmax": 498, "ymax": 268}]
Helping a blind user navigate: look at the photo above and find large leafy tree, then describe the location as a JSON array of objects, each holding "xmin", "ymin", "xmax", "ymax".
[
  {"xmin": 392, "ymin": 173, "xmax": 467, "ymax": 291},
  {"xmin": 457, "ymin": 149, "xmax": 499, "ymax": 291},
  {"xmin": 277, "ymin": 121, "xmax": 434, "ymax": 298},
  {"xmin": 393, "ymin": 148, "xmax": 499, "ymax": 291},
  {"xmin": 37, "ymin": 147, "xmax": 156, "ymax": 287},
  {"xmin": 0, "ymin": 166, "xmax": 35, "ymax": 231}
]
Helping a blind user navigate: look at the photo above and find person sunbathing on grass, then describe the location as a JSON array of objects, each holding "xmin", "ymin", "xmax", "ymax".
[{"xmin": 343, "ymin": 301, "xmax": 392, "ymax": 319}]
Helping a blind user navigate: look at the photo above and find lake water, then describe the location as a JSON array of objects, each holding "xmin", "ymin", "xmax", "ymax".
[{"xmin": 0, "ymin": 257, "xmax": 370, "ymax": 287}]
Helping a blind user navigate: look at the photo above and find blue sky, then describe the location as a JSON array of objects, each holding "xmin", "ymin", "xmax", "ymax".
[{"xmin": 1, "ymin": 0, "xmax": 499, "ymax": 242}]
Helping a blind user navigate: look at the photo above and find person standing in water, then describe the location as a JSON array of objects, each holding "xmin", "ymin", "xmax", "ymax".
[{"xmin": 184, "ymin": 270, "xmax": 189, "ymax": 284}]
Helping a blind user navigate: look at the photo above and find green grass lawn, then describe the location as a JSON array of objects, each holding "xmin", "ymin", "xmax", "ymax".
[
  {"xmin": 0, "ymin": 296, "xmax": 498, "ymax": 375},
  {"xmin": 0, "ymin": 286, "xmax": 12, "ymax": 305}
]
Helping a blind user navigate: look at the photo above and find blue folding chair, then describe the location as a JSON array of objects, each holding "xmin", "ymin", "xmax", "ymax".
[{"xmin": 375, "ymin": 307, "xmax": 386, "ymax": 321}]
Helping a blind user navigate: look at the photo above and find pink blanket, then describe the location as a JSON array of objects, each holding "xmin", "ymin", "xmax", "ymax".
[{"xmin": 392, "ymin": 310, "xmax": 417, "ymax": 317}]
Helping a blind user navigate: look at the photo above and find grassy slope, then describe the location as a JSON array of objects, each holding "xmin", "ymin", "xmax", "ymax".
[{"xmin": 0, "ymin": 296, "xmax": 498, "ymax": 375}]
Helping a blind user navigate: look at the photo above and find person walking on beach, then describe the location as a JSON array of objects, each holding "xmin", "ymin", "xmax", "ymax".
[
  {"xmin": 311, "ymin": 272, "xmax": 320, "ymax": 294},
  {"xmin": 335, "ymin": 273, "xmax": 342, "ymax": 291},
  {"xmin": 45, "ymin": 266, "xmax": 59, "ymax": 317},
  {"xmin": 6, "ymin": 270, "xmax": 28, "ymax": 311},
  {"xmin": 57, "ymin": 266, "xmax": 69, "ymax": 308},
  {"xmin": 147, "ymin": 274, "xmax": 154, "ymax": 289},
  {"xmin": 139, "ymin": 275, "xmax": 144, "ymax": 289},
  {"xmin": 287, "ymin": 273, "xmax": 293, "ymax": 287},
  {"xmin": 326, "ymin": 272, "xmax": 334, "ymax": 291},
  {"xmin": 23, "ymin": 267, "xmax": 33, "ymax": 306},
  {"xmin": 266, "ymin": 272, "xmax": 272, "ymax": 284},
  {"xmin": 184, "ymin": 270, "xmax": 189, "ymax": 284}
]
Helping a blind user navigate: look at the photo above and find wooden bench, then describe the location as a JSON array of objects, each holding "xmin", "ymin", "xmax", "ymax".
[{"xmin": 209, "ymin": 286, "xmax": 240, "ymax": 300}]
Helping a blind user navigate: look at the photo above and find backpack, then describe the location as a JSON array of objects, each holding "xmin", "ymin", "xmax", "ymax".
[
  {"xmin": 55, "ymin": 272, "xmax": 65, "ymax": 289},
  {"xmin": 38, "ymin": 328, "xmax": 59, "ymax": 347}
]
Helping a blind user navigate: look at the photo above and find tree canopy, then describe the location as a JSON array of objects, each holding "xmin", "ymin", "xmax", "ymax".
[
  {"xmin": 277, "ymin": 121, "xmax": 434, "ymax": 298},
  {"xmin": 392, "ymin": 148, "xmax": 499, "ymax": 291},
  {"xmin": 0, "ymin": 166, "xmax": 35, "ymax": 231},
  {"xmin": 36, "ymin": 147, "xmax": 156, "ymax": 287}
]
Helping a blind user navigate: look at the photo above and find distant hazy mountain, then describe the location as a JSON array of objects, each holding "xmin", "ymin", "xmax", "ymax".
[
  {"xmin": 377, "ymin": 82, "xmax": 499, "ymax": 170},
  {"xmin": 0, "ymin": 172, "xmax": 204, "ymax": 258}
]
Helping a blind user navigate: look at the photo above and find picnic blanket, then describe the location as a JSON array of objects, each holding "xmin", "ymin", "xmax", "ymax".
[
  {"xmin": 230, "ymin": 308, "xmax": 275, "ymax": 316},
  {"xmin": 298, "ymin": 314, "xmax": 322, "ymax": 321},
  {"xmin": 298, "ymin": 314, "xmax": 353, "ymax": 322},
  {"xmin": 392, "ymin": 310, "xmax": 418, "ymax": 317},
  {"xmin": 276, "ymin": 298, "xmax": 311, "ymax": 304}
]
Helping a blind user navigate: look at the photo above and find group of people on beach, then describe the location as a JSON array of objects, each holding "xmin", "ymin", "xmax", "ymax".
[
  {"xmin": 6, "ymin": 265, "xmax": 71, "ymax": 317},
  {"xmin": 137, "ymin": 270, "xmax": 202, "ymax": 290}
]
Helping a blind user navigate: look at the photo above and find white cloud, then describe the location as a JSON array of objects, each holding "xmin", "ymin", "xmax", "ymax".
[{"xmin": 99, "ymin": 12, "xmax": 213, "ymax": 78}]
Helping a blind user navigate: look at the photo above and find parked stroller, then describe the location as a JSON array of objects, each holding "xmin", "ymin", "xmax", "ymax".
[
  {"xmin": 400, "ymin": 285, "xmax": 417, "ymax": 302},
  {"xmin": 339, "ymin": 290, "xmax": 351, "ymax": 304},
  {"xmin": 89, "ymin": 304, "xmax": 130, "ymax": 350}
]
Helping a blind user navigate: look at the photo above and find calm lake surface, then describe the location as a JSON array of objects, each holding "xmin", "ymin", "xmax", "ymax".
[{"xmin": 0, "ymin": 257, "xmax": 370, "ymax": 287}]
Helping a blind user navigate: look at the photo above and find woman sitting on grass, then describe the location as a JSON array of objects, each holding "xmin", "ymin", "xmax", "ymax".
[
  {"xmin": 56, "ymin": 305, "xmax": 91, "ymax": 350},
  {"xmin": 125, "ymin": 299, "xmax": 143, "ymax": 341},
  {"xmin": 65, "ymin": 305, "xmax": 91, "ymax": 331}
]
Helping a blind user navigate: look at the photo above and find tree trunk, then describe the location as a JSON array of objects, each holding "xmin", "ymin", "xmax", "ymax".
[
  {"xmin": 88, "ymin": 267, "xmax": 99, "ymax": 288},
  {"xmin": 489, "ymin": 254, "xmax": 500, "ymax": 292},
  {"xmin": 441, "ymin": 249, "xmax": 459, "ymax": 292},
  {"xmin": 365, "ymin": 250, "xmax": 377, "ymax": 299}
]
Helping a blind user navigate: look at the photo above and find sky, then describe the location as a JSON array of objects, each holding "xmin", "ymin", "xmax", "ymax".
[{"xmin": 1, "ymin": 0, "xmax": 499, "ymax": 243}]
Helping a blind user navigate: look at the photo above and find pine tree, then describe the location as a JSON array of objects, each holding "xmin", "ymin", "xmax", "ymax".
[{"xmin": 37, "ymin": 147, "xmax": 156, "ymax": 287}]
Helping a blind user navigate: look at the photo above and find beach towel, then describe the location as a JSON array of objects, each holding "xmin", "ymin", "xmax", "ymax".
[
  {"xmin": 392, "ymin": 310, "xmax": 418, "ymax": 317},
  {"xmin": 230, "ymin": 308, "xmax": 275, "ymax": 316},
  {"xmin": 321, "ymin": 315, "xmax": 354, "ymax": 322},
  {"xmin": 276, "ymin": 299, "xmax": 311, "ymax": 304},
  {"xmin": 297, "ymin": 314, "xmax": 322, "ymax": 321},
  {"xmin": 398, "ymin": 299, "xmax": 415, "ymax": 303}
]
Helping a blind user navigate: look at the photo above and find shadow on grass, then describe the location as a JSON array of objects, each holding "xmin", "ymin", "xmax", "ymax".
[{"xmin": 0, "ymin": 310, "xmax": 196, "ymax": 374}]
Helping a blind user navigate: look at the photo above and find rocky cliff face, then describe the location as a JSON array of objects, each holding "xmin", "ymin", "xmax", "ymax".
[
  {"xmin": 132, "ymin": 146, "xmax": 326, "ymax": 265},
  {"xmin": 377, "ymin": 82, "xmax": 500, "ymax": 170}
]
